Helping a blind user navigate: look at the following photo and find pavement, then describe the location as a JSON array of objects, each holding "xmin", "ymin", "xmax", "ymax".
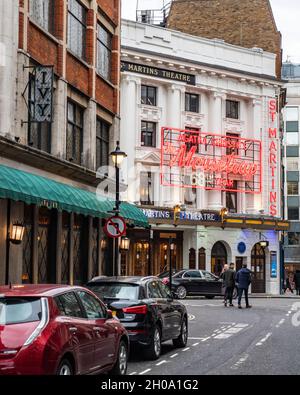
[{"xmin": 127, "ymin": 298, "xmax": 300, "ymax": 375}]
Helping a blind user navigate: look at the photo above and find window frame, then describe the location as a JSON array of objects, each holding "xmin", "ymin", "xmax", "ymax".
[
  {"xmin": 287, "ymin": 181, "xmax": 299, "ymax": 195},
  {"xmin": 66, "ymin": 100, "xmax": 84, "ymax": 165},
  {"xmin": 67, "ymin": 0, "xmax": 87, "ymax": 60},
  {"xmin": 140, "ymin": 171, "xmax": 154, "ymax": 206},
  {"xmin": 30, "ymin": 0, "xmax": 55, "ymax": 35},
  {"xmin": 96, "ymin": 118, "xmax": 110, "ymax": 169},
  {"xmin": 226, "ymin": 100, "xmax": 239, "ymax": 120},
  {"xmin": 141, "ymin": 121, "xmax": 156, "ymax": 147},
  {"xmin": 288, "ymin": 207, "xmax": 299, "ymax": 220},
  {"xmin": 141, "ymin": 85, "xmax": 157, "ymax": 106},
  {"xmin": 185, "ymin": 93, "xmax": 199, "ymax": 113},
  {"xmin": 96, "ymin": 23, "xmax": 112, "ymax": 81}
]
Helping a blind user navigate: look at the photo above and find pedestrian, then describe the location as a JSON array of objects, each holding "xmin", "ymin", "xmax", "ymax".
[
  {"xmin": 294, "ymin": 270, "xmax": 300, "ymax": 295},
  {"xmin": 221, "ymin": 262, "xmax": 236, "ymax": 307},
  {"xmin": 235, "ymin": 263, "xmax": 252, "ymax": 309},
  {"xmin": 284, "ymin": 274, "xmax": 294, "ymax": 294}
]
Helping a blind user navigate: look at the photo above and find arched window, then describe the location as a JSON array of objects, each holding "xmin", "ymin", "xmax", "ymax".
[
  {"xmin": 189, "ymin": 248, "xmax": 196, "ymax": 269},
  {"xmin": 198, "ymin": 248, "xmax": 206, "ymax": 270}
]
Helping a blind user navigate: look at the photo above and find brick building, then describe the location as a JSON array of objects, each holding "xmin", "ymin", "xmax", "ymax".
[
  {"xmin": 167, "ymin": 0, "xmax": 282, "ymax": 78},
  {"xmin": 0, "ymin": 0, "xmax": 147, "ymax": 286}
]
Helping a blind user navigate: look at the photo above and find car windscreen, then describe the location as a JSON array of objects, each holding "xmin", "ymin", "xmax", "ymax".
[
  {"xmin": 0, "ymin": 297, "xmax": 42, "ymax": 325},
  {"xmin": 88, "ymin": 283, "xmax": 139, "ymax": 300}
]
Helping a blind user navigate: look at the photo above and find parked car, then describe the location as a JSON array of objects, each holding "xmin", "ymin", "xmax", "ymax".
[
  {"xmin": 86, "ymin": 276, "xmax": 188, "ymax": 360},
  {"xmin": 0, "ymin": 284, "xmax": 129, "ymax": 375},
  {"xmin": 159, "ymin": 269, "xmax": 238, "ymax": 300}
]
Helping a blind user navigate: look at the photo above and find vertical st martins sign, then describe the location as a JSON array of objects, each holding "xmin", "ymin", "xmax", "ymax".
[{"xmin": 268, "ymin": 99, "xmax": 279, "ymax": 216}]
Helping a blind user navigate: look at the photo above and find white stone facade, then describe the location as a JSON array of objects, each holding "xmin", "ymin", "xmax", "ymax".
[{"xmin": 120, "ymin": 20, "xmax": 283, "ymax": 294}]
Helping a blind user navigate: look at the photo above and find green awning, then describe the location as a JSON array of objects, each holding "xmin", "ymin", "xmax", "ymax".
[{"xmin": 0, "ymin": 164, "xmax": 149, "ymax": 228}]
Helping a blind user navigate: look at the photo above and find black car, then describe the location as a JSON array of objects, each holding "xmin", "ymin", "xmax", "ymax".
[
  {"xmin": 160, "ymin": 269, "xmax": 238, "ymax": 300},
  {"xmin": 86, "ymin": 276, "xmax": 188, "ymax": 360}
]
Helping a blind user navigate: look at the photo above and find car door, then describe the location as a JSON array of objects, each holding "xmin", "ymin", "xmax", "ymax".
[
  {"xmin": 158, "ymin": 281, "xmax": 182, "ymax": 339},
  {"xmin": 147, "ymin": 280, "xmax": 173, "ymax": 341},
  {"xmin": 56, "ymin": 292, "xmax": 95, "ymax": 375},
  {"xmin": 183, "ymin": 270, "xmax": 205, "ymax": 294},
  {"xmin": 201, "ymin": 271, "xmax": 222, "ymax": 294},
  {"xmin": 76, "ymin": 290, "xmax": 116, "ymax": 371}
]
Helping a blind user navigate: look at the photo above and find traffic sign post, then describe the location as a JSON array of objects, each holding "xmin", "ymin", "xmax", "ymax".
[{"xmin": 104, "ymin": 216, "xmax": 127, "ymax": 238}]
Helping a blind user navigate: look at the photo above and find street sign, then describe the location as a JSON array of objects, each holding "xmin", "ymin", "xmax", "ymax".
[{"xmin": 104, "ymin": 216, "xmax": 126, "ymax": 238}]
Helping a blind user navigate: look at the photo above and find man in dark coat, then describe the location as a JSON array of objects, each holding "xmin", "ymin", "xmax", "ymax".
[
  {"xmin": 235, "ymin": 263, "xmax": 252, "ymax": 309},
  {"xmin": 293, "ymin": 270, "xmax": 300, "ymax": 295},
  {"xmin": 221, "ymin": 262, "xmax": 236, "ymax": 307}
]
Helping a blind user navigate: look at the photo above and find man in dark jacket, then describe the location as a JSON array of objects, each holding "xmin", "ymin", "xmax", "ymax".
[
  {"xmin": 221, "ymin": 263, "xmax": 236, "ymax": 307},
  {"xmin": 235, "ymin": 263, "xmax": 252, "ymax": 309},
  {"xmin": 294, "ymin": 270, "xmax": 300, "ymax": 295}
]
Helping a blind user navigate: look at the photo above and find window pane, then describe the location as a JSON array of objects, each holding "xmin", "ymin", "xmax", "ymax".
[
  {"xmin": 185, "ymin": 93, "xmax": 199, "ymax": 113},
  {"xmin": 287, "ymin": 181, "xmax": 299, "ymax": 195},
  {"xmin": 288, "ymin": 208, "xmax": 299, "ymax": 220},
  {"xmin": 68, "ymin": 0, "xmax": 86, "ymax": 60},
  {"xmin": 141, "ymin": 85, "xmax": 156, "ymax": 106},
  {"xmin": 226, "ymin": 100, "xmax": 239, "ymax": 119},
  {"xmin": 286, "ymin": 132, "xmax": 299, "ymax": 145},
  {"xmin": 97, "ymin": 24, "xmax": 112, "ymax": 80},
  {"xmin": 286, "ymin": 107, "xmax": 299, "ymax": 122},
  {"xmin": 67, "ymin": 101, "xmax": 83, "ymax": 165},
  {"xmin": 286, "ymin": 121, "xmax": 299, "ymax": 132},
  {"xmin": 140, "ymin": 172, "xmax": 153, "ymax": 205},
  {"xmin": 288, "ymin": 232, "xmax": 300, "ymax": 245},
  {"xmin": 30, "ymin": 0, "xmax": 54, "ymax": 34},
  {"xmin": 77, "ymin": 291, "xmax": 105, "ymax": 319},
  {"xmin": 58, "ymin": 292, "xmax": 84, "ymax": 318},
  {"xmin": 96, "ymin": 119, "xmax": 110, "ymax": 169},
  {"xmin": 141, "ymin": 121, "xmax": 156, "ymax": 147}
]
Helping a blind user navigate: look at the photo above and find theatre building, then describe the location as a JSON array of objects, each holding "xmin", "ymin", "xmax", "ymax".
[
  {"xmin": 119, "ymin": 19, "xmax": 288, "ymax": 294},
  {"xmin": 0, "ymin": 1, "xmax": 147, "ymax": 285}
]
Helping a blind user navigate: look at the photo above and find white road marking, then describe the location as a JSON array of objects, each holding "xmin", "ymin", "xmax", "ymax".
[
  {"xmin": 279, "ymin": 319, "xmax": 285, "ymax": 325},
  {"xmin": 225, "ymin": 327, "xmax": 243, "ymax": 334},
  {"xmin": 129, "ymin": 372, "xmax": 137, "ymax": 375},
  {"xmin": 256, "ymin": 332, "xmax": 272, "ymax": 346},
  {"xmin": 188, "ymin": 314, "xmax": 195, "ymax": 321},
  {"xmin": 156, "ymin": 360, "xmax": 167, "ymax": 366},
  {"xmin": 182, "ymin": 347, "xmax": 190, "ymax": 352},
  {"xmin": 139, "ymin": 368, "xmax": 152, "ymax": 375},
  {"xmin": 189, "ymin": 337, "xmax": 205, "ymax": 340},
  {"xmin": 234, "ymin": 323, "xmax": 249, "ymax": 328},
  {"xmin": 201, "ymin": 337, "xmax": 211, "ymax": 342},
  {"xmin": 192, "ymin": 342, "xmax": 199, "ymax": 346},
  {"xmin": 170, "ymin": 353, "xmax": 178, "ymax": 358},
  {"xmin": 231, "ymin": 354, "xmax": 249, "ymax": 370},
  {"xmin": 214, "ymin": 333, "xmax": 232, "ymax": 339}
]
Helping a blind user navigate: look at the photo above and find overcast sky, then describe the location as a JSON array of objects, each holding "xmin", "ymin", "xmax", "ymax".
[{"xmin": 121, "ymin": 0, "xmax": 300, "ymax": 63}]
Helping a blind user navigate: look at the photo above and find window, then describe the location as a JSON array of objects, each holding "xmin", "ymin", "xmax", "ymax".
[
  {"xmin": 28, "ymin": 73, "xmax": 51, "ymax": 153},
  {"xmin": 185, "ymin": 93, "xmax": 199, "ymax": 113},
  {"xmin": 286, "ymin": 107, "xmax": 299, "ymax": 121},
  {"xmin": 288, "ymin": 208, "xmax": 299, "ymax": 220},
  {"xmin": 140, "ymin": 172, "xmax": 154, "ymax": 205},
  {"xmin": 287, "ymin": 146, "xmax": 299, "ymax": 157},
  {"xmin": 287, "ymin": 181, "xmax": 298, "ymax": 195},
  {"xmin": 68, "ymin": 0, "xmax": 87, "ymax": 60},
  {"xmin": 201, "ymin": 271, "xmax": 218, "ymax": 280},
  {"xmin": 96, "ymin": 119, "xmax": 110, "ymax": 169},
  {"xmin": 141, "ymin": 121, "xmax": 156, "ymax": 147},
  {"xmin": 286, "ymin": 132, "xmax": 299, "ymax": 145},
  {"xmin": 55, "ymin": 292, "xmax": 84, "ymax": 318},
  {"xmin": 226, "ymin": 181, "xmax": 238, "ymax": 213},
  {"xmin": 141, "ymin": 85, "xmax": 157, "ymax": 106},
  {"xmin": 288, "ymin": 232, "xmax": 300, "ymax": 245},
  {"xmin": 87, "ymin": 283, "xmax": 140, "ymax": 301},
  {"xmin": 30, "ymin": 0, "xmax": 55, "ymax": 35},
  {"xmin": 286, "ymin": 122, "xmax": 299, "ymax": 132},
  {"xmin": 226, "ymin": 100, "xmax": 239, "ymax": 119},
  {"xmin": 147, "ymin": 281, "xmax": 163, "ymax": 299},
  {"xmin": 226, "ymin": 133, "xmax": 239, "ymax": 155},
  {"xmin": 77, "ymin": 291, "xmax": 106, "ymax": 319},
  {"xmin": 183, "ymin": 270, "xmax": 202, "ymax": 278},
  {"xmin": 287, "ymin": 160, "xmax": 298, "ymax": 171},
  {"xmin": 0, "ymin": 298, "xmax": 42, "ymax": 325},
  {"xmin": 97, "ymin": 24, "xmax": 112, "ymax": 80},
  {"xmin": 67, "ymin": 101, "xmax": 84, "ymax": 165},
  {"xmin": 157, "ymin": 281, "xmax": 172, "ymax": 299}
]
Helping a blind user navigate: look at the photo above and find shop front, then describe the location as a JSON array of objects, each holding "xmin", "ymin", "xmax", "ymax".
[{"xmin": 0, "ymin": 163, "xmax": 148, "ymax": 285}]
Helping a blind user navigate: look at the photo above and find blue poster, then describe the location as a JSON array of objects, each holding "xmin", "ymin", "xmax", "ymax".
[{"xmin": 270, "ymin": 252, "xmax": 277, "ymax": 278}]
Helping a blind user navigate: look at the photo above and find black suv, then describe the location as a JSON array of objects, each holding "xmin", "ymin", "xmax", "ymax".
[{"xmin": 86, "ymin": 276, "xmax": 188, "ymax": 360}]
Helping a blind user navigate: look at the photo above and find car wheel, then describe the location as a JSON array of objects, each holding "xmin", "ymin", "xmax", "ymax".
[
  {"xmin": 56, "ymin": 359, "xmax": 74, "ymax": 376},
  {"xmin": 173, "ymin": 317, "xmax": 188, "ymax": 348},
  {"xmin": 110, "ymin": 340, "xmax": 128, "ymax": 375},
  {"xmin": 205, "ymin": 295, "xmax": 215, "ymax": 299},
  {"xmin": 145, "ymin": 325, "xmax": 161, "ymax": 360},
  {"xmin": 176, "ymin": 285, "xmax": 187, "ymax": 299}
]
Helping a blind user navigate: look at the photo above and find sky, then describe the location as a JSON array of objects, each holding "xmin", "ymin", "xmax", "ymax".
[{"xmin": 121, "ymin": 0, "xmax": 300, "ymax": 63}]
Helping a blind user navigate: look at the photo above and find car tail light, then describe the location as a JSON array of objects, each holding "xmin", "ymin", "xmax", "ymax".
[
  {"xmin": 122, "ymin": 305, "xmax": 148, "ymax": 315},
  {"xmin": 23, "ymin": 298, "xmax": 49, "ymax": 346}
]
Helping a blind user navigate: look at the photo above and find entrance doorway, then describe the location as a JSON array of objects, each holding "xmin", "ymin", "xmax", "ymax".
[
  {"xmin": 211, "ymin": 241, "xmax": 227, "ymax": 277},
  {"xmin": 235, "ymin": 257, "xmax": 244, "ymax": 272},
  {"xmin": 251, "ymin": 243, "xmax": 266, "ymax": 293}
]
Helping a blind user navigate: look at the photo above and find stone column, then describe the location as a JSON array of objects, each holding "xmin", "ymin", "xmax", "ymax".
[
  {"xmin": 246, "ymin": 99, "xmax": 263, "ymax": 214},
  {"xmin": 51, "ymin": 78, "xmax": 68, "ymax": 159},
  {"xmin": 207, "ymin": 92, "xmax": 225, "ymax": 210},
  {"xmin": 166, "ymin": 84, "xmax": 184, "ymax": 205},
  {"xmin": 0, "ymin": 0, "xmax": 18, "ymax": 138},
  {"xmin": 83, "ymin": 99, "xmax": 97, "ymax": 170},
  {"xmin": 120, "ymin": 76, "xmax": 140, "ymax": 203}
]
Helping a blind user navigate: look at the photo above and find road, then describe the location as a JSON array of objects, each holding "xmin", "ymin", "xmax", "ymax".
[{"xmin": 127, "ymin": 298, "xmax": 300, "ymax": 375}]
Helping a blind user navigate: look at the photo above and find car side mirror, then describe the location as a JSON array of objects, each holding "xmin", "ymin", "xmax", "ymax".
[{"xmin": 106, "ymin": 309, "xmax": 113, "ymax": 319}]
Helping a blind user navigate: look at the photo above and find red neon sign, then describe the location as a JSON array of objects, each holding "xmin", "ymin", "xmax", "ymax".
[
  {"xmin": 160, "ymin": 127, "xmax": 262, "ymax": 194},
  {"xmin": 268, "ymin": 99, "xmax": 278, "ymax": 216}
]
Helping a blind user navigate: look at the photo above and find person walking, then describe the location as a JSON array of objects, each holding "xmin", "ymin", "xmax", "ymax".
[
  {"xmin": 235, "ymin": 263, "xmax": 252, "ymax": 309},
  {"xmin": 221, "ymin": 263, "xmax": 236, "ymax": 307},
  {"xmin": 284, "ymin": 274, "xmax": 294, "ymax": 294},
  {"xmin": 294, "ymin": 270, "xmax": 300, "ymax": 295}
]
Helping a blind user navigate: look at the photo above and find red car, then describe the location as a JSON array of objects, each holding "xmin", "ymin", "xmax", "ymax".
[{"xmin": 0, "ymin": 284, "xmax": 129, "ymax": 375}]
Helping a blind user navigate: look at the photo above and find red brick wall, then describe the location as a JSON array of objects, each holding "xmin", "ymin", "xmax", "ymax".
[
  {"xmin": 66, "ymin": 54, "xmax": 90, "ymax": 96},
  {"xmin": 97, "ymin": 0, "xmax": 119, "ymax": 25},
  {"xmin": 28, "ymin": 23, "xmax": 59, "ymax": 73},
  {"xmin": 96, "ymin": 77, "xmax": 114, "ymax": 114}
]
